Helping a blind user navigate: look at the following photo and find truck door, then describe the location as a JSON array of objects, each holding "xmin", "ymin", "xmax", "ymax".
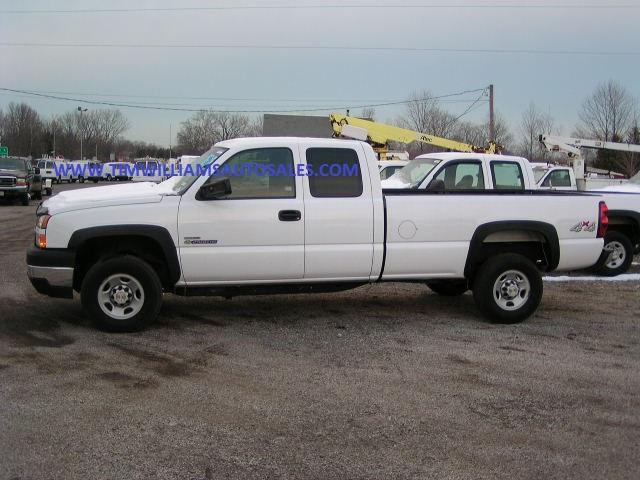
[
  {"xmin": 178, "ymin": 146, "xmax": 305, "ymax": 284},
  {"xmin": 299, "ymin": 143, "xmax": 375, "ymax": 281}
]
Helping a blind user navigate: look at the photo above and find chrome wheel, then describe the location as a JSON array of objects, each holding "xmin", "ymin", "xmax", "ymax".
[
  {"xmin": 97, "ymin": 274, "xmax": 145, "ymax": 320},
  {"xmin": 603, "ymin": 241, "xmax": 626, "ymax": 270},
  {"xmin": 493, "ymin": 270, "xmax": 530, "ymax": 311}
]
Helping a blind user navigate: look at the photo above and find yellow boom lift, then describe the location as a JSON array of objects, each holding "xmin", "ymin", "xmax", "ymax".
[{"xmin": 330, "ymin": 113, "xmax": 500, "ymax": 156}]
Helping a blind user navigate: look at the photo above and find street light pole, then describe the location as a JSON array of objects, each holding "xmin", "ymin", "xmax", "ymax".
[{"xmin": 77, "ymin": 106, "xmax": 88, "ymax": 159}]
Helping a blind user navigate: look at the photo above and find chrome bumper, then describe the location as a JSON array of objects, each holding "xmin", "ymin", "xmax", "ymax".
[{"xmin": 27, "ymin": 265, "xmax": 74, "ymax": 299}]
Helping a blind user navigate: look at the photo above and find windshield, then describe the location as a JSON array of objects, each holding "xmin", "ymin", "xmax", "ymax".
[
  {"xmin": 394, "ymin": 157, "xmax": 441, "ymax": 188},
  {"xmin": 0, "ymin": 158, "xmax": 26, "ymax": 171},
  {"xmin": 159, "ymin": 146, "xmax": 229, "ymax": 194},
  {"xmin": 532, "ymin": 168, "xmax": 549, "ymax": 183}
]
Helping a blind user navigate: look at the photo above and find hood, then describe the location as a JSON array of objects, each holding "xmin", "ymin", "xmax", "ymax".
[
  {"xmin": 381, "ymin": 175, "xmax": 411, "ymax": 189},
  {"xmin": 43, "ymin": 182, "xmax": 172, "ymax": 215}
]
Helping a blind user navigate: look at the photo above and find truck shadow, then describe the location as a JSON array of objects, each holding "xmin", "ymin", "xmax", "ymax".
[{"xmin": 157, "ymin": 285, "xmax": 483, "ymax": 331}]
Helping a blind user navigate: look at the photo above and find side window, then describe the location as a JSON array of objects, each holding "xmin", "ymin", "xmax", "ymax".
[
  {"xmin": 306, "ymin": 148, "xmax": 363, "ymax": 198},
  {"xmin": 216, "ymin": 147, "xmax": 295, "ymax": 199},
  {"xmin": 491, "ymin": 162, "xmax": 525, "ymax": 190},
  {"xmin": 380, "ymin": 166, "xmax": 402, "ymax": 180},
  {"xmin": 431, "ymin": 161, "xmax": 485, "ymax": 190},
  {"xmin": 542, "ymin": 169, "xmax": 571, "ymax": 187}
]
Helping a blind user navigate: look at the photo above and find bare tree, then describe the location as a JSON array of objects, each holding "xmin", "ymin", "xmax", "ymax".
[
  {"xmin": 399, "ymin": 90, "xmax": 457, "ymax": 155},
  {"xmin": 360, "ymin": 107, "xmax": 376, "ymax": 120},
  {"xmin": 517, "ymin": 102, "xmax": 557, "ymax": 161},
  {"xmin": 578, "ymin": 80, "xmax": 635, "ymax": 141},
  {"xmin": 0, "ymin": 102, "xmax": 43, "ymax": 157},
  {"xmin": 177, "ymin": 110, "xmax": 255, "ymax": 153}
]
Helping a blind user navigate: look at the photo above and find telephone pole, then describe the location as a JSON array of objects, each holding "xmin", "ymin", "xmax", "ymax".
[
  {"xmin": 77, "ymin": 106, "xmax": 88, "ymax": 159},
  {"xmin": 488, "ymin": 84, "xmax": 495, "ymax": 143}
]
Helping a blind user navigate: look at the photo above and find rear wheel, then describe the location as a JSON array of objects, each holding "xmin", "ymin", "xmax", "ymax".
[
  {"xmin": 472, "ymin": 253, "xmax": 542, "ymax": 324},
  {"xmin": 426, "ymin": 279, "xmax": 468, "ymax": 296},
  {"xmin": 594, "ymin": 231, "xmax": 634, "ymax": 277},
  {"xmin": 81, "ymin": 255, "xmax": 162, "ymax": 332}
]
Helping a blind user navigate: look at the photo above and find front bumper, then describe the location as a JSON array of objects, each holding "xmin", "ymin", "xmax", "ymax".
[
  {"xmin": 26, "ymin": 246, "xmax": 75, "ymax": 299},
  {"xmin": 0, "ymin": 186, "xmax": 28, "ymax": 197}
]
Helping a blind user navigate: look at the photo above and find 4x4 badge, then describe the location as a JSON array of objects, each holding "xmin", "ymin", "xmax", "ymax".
[{"xmin": 570, "ymin": 221, "xmax": 596, "ymax": 233}]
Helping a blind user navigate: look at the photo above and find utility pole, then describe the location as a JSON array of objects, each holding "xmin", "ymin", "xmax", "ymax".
[
  {"xmin": 169, "ymin": 123, "xmax": 172, "ymax": 159},
  {"xmin": 488, "ymin": 84, "xmax": 495, "ymax": 143},
  {"xmin": 77, "ymin": 106, "xmax": 88, "ymax": 159}
]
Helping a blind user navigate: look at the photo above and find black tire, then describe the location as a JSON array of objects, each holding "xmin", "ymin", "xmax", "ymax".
[
  {"xmin": 79, "ymin": 176, "xmax": 85, "ymax": 183},
  {"xmin": 21, "ymin": 193, "xmax": 30, "ymax": 206},
  {"xmin": 81, "ymin": 255, "xmax": 162, "ymax": 332},
  {"xmin": 472, "ymin": 253, "xmax": 543, "ymax": 324},
  {"xmin": 426, "ymin": 279, "xmax": 468, "ymax": 296},
  {"xmin": 45, "ymin": 188, "xmax": 52, "ymax": 196},
  {"xmin": 106, "ymin": 174, "xmax": 113, "ymax": 181},
  {"xmin": 593, "ymin": 231, "xmax": 634, "ymax": 277}
]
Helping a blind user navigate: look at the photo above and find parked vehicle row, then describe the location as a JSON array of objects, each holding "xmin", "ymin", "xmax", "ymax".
[{"xmin": 27, "ymin": 137, "xmax": 607, "ymax": 331}]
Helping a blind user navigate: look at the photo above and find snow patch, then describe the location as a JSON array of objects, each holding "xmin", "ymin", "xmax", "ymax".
[{"xmin": 544, "ymin": 274, "xmax": 640, "ymax": 282}]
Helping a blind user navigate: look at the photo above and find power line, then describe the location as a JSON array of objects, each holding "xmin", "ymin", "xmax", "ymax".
[
  {"xmin": 1, "ymin": 43, "xmax": 637, "ymax": 56},
  {"xmin": 2, "ymin": 3, "xmax": 638, "ymax": 14},
  {"xmin": 0, "ymin": 87, "xmax": 488, "ymax": 114},
  {"xmin": 8, "ymin": 88, "xmax": 486, "ymax": 105}
]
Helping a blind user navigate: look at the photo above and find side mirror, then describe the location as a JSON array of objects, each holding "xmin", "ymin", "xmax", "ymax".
[
  {"xmin": 196, "ymin": 176, "xmax": 232, "ymax": 201},
  {"xmin": 426, "ymin": 179, "xmax": 445, "ymax": 192}
]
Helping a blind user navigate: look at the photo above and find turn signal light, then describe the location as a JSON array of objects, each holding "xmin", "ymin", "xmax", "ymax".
[
  {"xmin": 36, "ymin": 214, "xmax": 51, "ymax": 229},
  {"xmin": 597, "ymin": 201, "xmax": 609, "ymax": 238}
]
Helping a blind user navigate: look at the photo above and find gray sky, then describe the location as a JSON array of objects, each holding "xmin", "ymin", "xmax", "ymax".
[{"xmin": 1, "ymin": 0, "xmax": 639, "ymax": 146}]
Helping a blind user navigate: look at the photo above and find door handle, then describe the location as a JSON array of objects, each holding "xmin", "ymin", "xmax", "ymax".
[{"xmin": 278, "ymin": 210, "xmax": 301, "ymax": 222}]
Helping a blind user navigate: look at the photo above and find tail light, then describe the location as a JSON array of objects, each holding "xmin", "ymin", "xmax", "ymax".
[{"xmin": 597, "ymin": 201, "xmax": 609, "ymax": 238}]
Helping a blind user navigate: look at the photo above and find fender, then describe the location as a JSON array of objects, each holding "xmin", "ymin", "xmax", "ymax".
[
  {"xmin": 68, "ymin": 225, "xmax": 181, "ymax": 284},
  {"xmin": 464, "ymin": 220, "xmax": 560, "ymax": 277},
  {"xmin": 607, "ymin": 209, "xmax": 640, "ymax": 227}
]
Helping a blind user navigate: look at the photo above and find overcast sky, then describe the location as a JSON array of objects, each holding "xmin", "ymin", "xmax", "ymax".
[{"xmin": 1, "ymin": 0, "xmax": 638, "ymax": 146}]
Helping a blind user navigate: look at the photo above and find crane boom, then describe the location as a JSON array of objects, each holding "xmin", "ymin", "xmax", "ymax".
[
  {"xmin": 330, "ymin": 113, "xmax": 499, "ymax": 154},
  {"xmin": 539, "ymin": 134, "xmax": 640, "ymax": 190}
]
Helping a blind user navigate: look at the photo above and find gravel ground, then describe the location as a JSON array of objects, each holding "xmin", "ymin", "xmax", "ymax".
[{"xmin": 1, "ymin": 182, "xmax": 639, "ymax": 480}]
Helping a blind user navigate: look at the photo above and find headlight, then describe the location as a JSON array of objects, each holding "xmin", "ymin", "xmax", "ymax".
[{"xmin": 16, "ymin": 177, "xmax": 27, "ymax": 186}]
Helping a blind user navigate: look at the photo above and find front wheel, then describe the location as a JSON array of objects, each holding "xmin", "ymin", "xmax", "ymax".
[
  {"xmin": 81, "ymin": 255, "xmax": 163, "ymax": 332},
  {"xmin": 21, "ymin": 193, "xmax": 30, "ymax": 206},
  {"xmin": 472, "ymin": 254, "xmax": 542, "ymax": 324},
  {"xmin": 593, "ymin": 231, "xmax": 634, "ymax": 277},
  {"xmin": 426, "ymin": 279, "xmax": 468, "ymax": 296}
]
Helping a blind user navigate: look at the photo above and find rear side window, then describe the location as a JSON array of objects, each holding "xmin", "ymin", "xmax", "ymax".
[
  {"xmin": 491, "ymin": 161, "xmax": 525, "ymax": 190},
  {"xmin": 306, "ymin": 148, "xmax": 363, "ymax": 198}
]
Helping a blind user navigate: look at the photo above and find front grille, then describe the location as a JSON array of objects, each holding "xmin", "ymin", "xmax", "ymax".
[{"xmin": 0, "ymin": 176, "xmax": 16, "ymax": 187}]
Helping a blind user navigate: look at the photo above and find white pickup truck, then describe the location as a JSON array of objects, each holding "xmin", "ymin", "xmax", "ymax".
[
  {"xmin": 383, "ymin": 152, "xmax": 640, "ymax": 276},
  {"xmin": 27, "ymin": 138, "xmax": 607, "ymax": 332}
]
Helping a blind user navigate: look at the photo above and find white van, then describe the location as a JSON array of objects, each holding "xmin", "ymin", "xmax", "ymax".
[{"xmin": 132, "ymin": 158, "xmax": 163, "ymax": 183}]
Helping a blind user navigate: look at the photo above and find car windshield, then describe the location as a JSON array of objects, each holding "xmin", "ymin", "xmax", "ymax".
[
  {"xmin": 159, "ymin": 146, "xmax": 229, "ymax": 194},
  {"xmin": 0, "ymin": 158, "xmax": 26, "ymax": 171},
  {"xmin": 394, "ymin": 157, "xmax": 441, "ymax": 188},
  {"xmin": 533, "ymin": 168, "xmax": 549, "ymax": 183}
]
